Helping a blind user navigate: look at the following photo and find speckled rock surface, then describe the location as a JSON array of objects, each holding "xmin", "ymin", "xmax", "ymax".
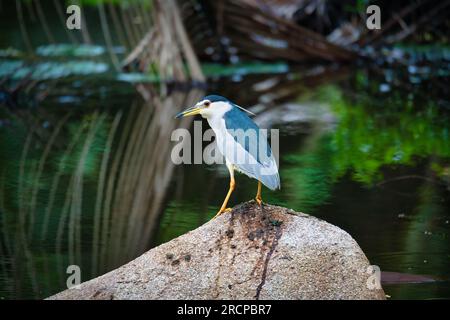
[{"xmin": 48, "ymin": 201, "xmax": 385, "ymax": 300}]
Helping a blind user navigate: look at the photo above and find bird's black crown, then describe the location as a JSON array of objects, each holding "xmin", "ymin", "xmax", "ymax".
[{"xmin": 203, "ymin": 95, "xmax": 229, "ymax": 103}]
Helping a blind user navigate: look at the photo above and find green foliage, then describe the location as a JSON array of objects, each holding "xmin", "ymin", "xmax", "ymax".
[{"xmin": 280, "ymin": 83, "xmax": 450, "ymax": 211}]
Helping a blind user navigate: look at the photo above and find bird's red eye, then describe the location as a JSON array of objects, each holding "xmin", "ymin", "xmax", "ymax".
[{"xmin": 204, "ymin": 101, "xmax": 211, "ymax": 107}]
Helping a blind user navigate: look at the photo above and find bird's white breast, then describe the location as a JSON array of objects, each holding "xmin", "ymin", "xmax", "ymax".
[{"xmin": 202, "ymin": 101, "xmax": 232, "ymax": 158}]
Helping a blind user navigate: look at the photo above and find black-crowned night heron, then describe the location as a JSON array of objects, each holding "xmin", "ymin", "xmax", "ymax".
[{"xmin": 176, "ymin": 95, "xmax": 280, "ymax": 218}]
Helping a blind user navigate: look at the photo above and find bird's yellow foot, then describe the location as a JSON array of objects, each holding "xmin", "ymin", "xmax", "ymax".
[
  {"xmin": 213, "ymin": 208, "xmax": 232, "ymax": 219},
  {"xmin": 255, "ymin": 197, "xmax": 262, "ymax": 206}
]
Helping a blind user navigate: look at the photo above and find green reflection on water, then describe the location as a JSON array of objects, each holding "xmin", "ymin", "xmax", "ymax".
[
  {"xmin": 0, "ymin": 89, "xmax": 202, "ymax": 299},
  {"xmin": 0, "ymin": 68, "xmax": 449, "ymax": 299}
]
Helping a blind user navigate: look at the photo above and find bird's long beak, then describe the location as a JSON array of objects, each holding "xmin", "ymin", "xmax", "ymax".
[{"xmin": 175, "ymin": 105, "xmax": 202, "ymax": 119}]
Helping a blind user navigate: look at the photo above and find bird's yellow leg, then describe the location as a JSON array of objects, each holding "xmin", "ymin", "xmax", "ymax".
[
  {"xmin": 255, "ymin": 181, "xmax": 262, "ymax": 206},
  {"xmin": 213, "ymin": 177, "xmax": 235, "ymax": 219}
]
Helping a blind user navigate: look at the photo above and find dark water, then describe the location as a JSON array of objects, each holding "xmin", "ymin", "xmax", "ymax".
[
  {"xmin": 2, "ymin": 58, "xmax": 449, "ymax": 299},
  {"xmin": 0, "ymin": 2, "xmax": 449, "ymax": 300}
]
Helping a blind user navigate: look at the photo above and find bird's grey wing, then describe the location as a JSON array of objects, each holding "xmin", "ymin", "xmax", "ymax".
[{"xmin": 224, "ymin": 106, "xmax": 280, "ymax": 190}]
